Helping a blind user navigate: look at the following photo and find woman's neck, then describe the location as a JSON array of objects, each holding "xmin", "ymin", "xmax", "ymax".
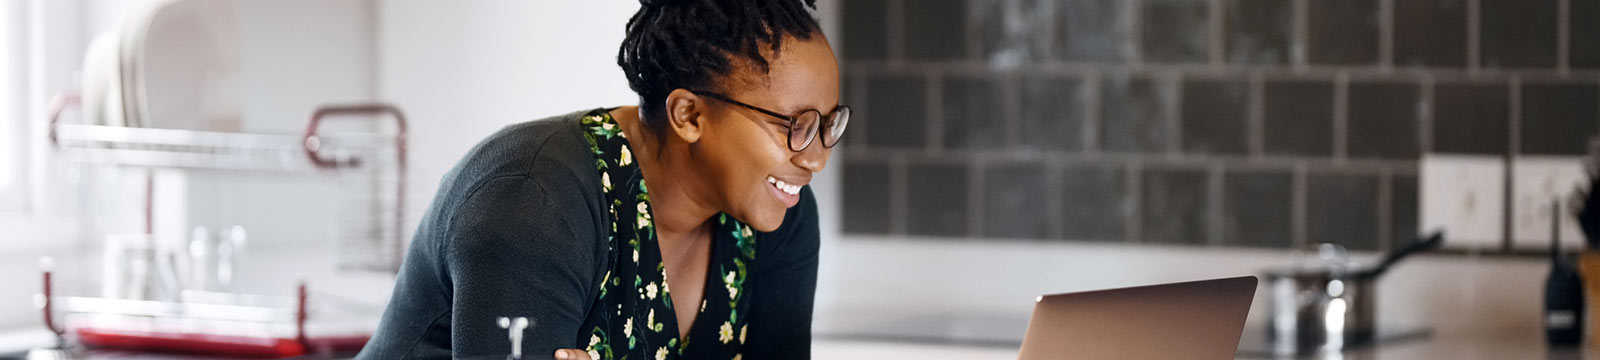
[{"xmin": 610, "ymin": 106, "xmax": 717, "ymax": 251}]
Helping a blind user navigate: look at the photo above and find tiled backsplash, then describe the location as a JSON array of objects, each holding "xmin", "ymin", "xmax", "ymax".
[{"xmin": 838, "ymin": 0, "xmax": 1600, "ymax": 251}]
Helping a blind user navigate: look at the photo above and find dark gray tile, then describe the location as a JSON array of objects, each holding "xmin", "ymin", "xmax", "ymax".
[
  {"xmin": 1392, "ymin": 174, "xmax": 1419, "ymax": 250},
  {"xmin": 1307, "ymin": 0, "xmax": 1380, "ymax": 65},
  {"xmin": 1348, "ymin": 81, "xmax": 1422, "ymax": 159},
  {"xmin": 1142, "ymin": 0, "xmax": 1212, "ymax": 63},
  {"xmin": 979, "ymin": 0, "xmax": 1054, "ymax": 65},
  {"xmin": 1225, "ymin": 0, "xmax": 1293, "ymax": 65},
  {"xmin": 1307, "ymin": 173, "xmax": 1380, "ymax": 251},
  {"xmin": 984, "ymin": 163, "xmax": 1052, "ymax": 239},
  {"xmin": 906, "ymin": 163, "xmax": 969, "ymax": 237},
  {"xmin": 1481, "ymin": 0, "xmax": 1557, "ymax": 69},
  {"xmin": 1101, "ymin": 73, "xmax": 1172, "ymax": 153},
  {"xmin": 1575, "ymin": 0, "xmax": 1600, "ymax": 68},
  {"xmin": 904, "ymin": 0, "xmax": 970, "ymax": 60},
  {"xmin": 1181, "ymin": 78, "xmax": 1250, "ymax": 155},
  {"xmin": 1056, "ymin": 0, "xmax": 1131, "ymax": 62},
  {"xmin": 1521, "ymin": 83, "xmax": 1599, "ymax": 155},
  {"xmin": 1020, "ymin": 75, "xmax": 1089, "ymax": 151},
  {"xmin": 1223, "ymin": 170, "xmax": 1293, "ymax": 248},
  {"xmin": 943, "ymin": 76, "xmax": 1008, "ymax": 149},
  {"xmin": 1263, "ymin": 79, "xmax": 1334, "ymax": 156},
  {"xmin": 843, "ymin": 161, "xmax": 892, "ymax": 234},
  {"xmin": 1060, "ymin": 163, "xmax": 1129, "ymax": 241},
  {"xmin": 1141, "ymin": 167, "xmax": 1209, "ymax": 245},
  {"xmin": 1394, "ymin": 0, "xmax": 1467, "ymax": 68},
  {"xmin": 1433, "ymin": 82, "xmax": 1509, "ymax": 155},
  {"xmin": 843, "ymin": 0, "xmax": 888, "ymax": 61},
  {"xmin": 864, "ymin": 75, "xmax": 927, "ymax": 148}
]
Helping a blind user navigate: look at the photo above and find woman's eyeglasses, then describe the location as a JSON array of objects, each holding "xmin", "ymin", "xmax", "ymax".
[{"xmin": 689, "ymin": 90, "xmax": 850, "ymax": 152}]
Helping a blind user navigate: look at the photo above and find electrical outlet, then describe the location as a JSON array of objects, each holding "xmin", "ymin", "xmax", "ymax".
[
  {"xmin": 1419, "ymin": 155, "xmax": 1505, "ymax": 250},
  {"xmin": 1510, "ymin": 156, "xmax": 1588, "ymax": 251}
]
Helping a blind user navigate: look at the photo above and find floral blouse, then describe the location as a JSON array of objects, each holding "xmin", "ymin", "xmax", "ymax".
[{"xmin": 577, "ymin": 110, "xmax": 757, "ymax": 360}]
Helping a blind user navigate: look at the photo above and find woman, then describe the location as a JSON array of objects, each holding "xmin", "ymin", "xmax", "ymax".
[{"xmin": 357, "ymin": 0, "xmax": 845, "ymax": 359}]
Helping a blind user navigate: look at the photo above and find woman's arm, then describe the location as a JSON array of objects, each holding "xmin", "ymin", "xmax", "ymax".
[
  {"xmin": 444, "ymin": 175, "xmax": 605, "ymax": 359},
  {"xmin": 740, "ymin": 186, "xmax": 821, "ymax": 359}
]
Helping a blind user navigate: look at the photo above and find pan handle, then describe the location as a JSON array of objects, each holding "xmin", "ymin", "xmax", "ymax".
[{"xmin": 1353, "ymin": 231, "xmax": 1444, "ymax": 280}]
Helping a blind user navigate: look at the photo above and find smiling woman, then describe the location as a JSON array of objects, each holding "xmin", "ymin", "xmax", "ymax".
[{"xmin": 357, "ymin": 1, "xmax": 843, "ymax": 360}]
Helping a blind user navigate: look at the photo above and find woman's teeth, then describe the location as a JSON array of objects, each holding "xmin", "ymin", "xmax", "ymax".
[{"xmin": 766, "ymin": 176, "xmax": 801, "ymax": 195}]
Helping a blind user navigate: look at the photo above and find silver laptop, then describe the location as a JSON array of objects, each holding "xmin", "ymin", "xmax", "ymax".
[{"xmin": 1017, "ymin": 276, "xmax": 1257, "ymax": 360}]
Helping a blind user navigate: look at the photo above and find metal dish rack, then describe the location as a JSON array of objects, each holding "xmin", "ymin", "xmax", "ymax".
[{"xmin": 35, "ymin": 94, "xmax": 409, "ymax": 357}]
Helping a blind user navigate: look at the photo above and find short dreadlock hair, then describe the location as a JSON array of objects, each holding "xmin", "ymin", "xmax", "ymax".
[{"xmin": 617, "ymin": 0, "xmax": 821, "ymax": 134}]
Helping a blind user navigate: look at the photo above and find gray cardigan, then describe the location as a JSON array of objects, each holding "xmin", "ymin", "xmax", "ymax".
[{"xmin": 356, "ymin": 109, "xmax": 819, "ymax": 359}]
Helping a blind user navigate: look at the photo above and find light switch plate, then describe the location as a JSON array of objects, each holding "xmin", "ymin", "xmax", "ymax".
[
  {"xmin": 1419, "ymin": 155, "xmax": 1505, "ymax": 250},
  {"xmin": 1510, "ymin": 156, "xmax": 1588, "ymax": 251}
]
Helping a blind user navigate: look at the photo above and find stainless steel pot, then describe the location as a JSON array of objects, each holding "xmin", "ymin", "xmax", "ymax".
[{"xmin": 1261, "ymin": 232, "xmax": 1443, "ymax": 355}]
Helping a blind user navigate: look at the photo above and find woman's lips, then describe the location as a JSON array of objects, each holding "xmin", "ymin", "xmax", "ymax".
[{"xmin": 765, "ymin": 175, "xmax": 802, "ymax": 208}]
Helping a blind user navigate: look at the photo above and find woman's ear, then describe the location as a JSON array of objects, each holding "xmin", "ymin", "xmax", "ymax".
[{"xmin": 663, "ymin": 89, "xmax": 705, "ymax": 144}]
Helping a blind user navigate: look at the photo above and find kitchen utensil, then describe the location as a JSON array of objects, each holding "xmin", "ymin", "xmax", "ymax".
[{"xmin": 1261, "ymin": 231, "xmax": 1444, "ymax": 355}]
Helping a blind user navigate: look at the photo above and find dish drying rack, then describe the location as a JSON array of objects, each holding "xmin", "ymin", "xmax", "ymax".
[{"xmin": 36, "ymin": 94, "xmax": 410, "ymax": 357}]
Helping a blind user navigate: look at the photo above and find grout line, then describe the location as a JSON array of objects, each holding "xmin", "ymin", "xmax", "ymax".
[
  {"xmin": 1468, "ymin": 0, "xmax": 1481, "ymax": 72},
  {"xmin": 1248, "ymin": 72, "xmax": 1266, "ymax": 158},
  {"xmin": 889, "ymin": 153, "xmax": 908, "ymax": 235},
  {"xmin": 1505, "ymin": 76, "xmax": 1521, "ymax": 251},
  {"xmin": 1379, "ymin": 0, "xmax": 1395, "ymax": 71},
  {"xmin": 1046, "ymin": 158, "xmax": 1065, "ymax": 239},
  {"xmin": 1004, "ymin": 71, "xmax": 1021, "ymax": 148},
  {"xmin": 1333, "ymin": 72, "xmax": 1351, "ymax": 164},
  {"xmin": 1129, "ymin": 0, "xmax": 1145, "ymax": 67},
  {"xmin": 1209, "ymin": 0, "xmax": 1227, "ymax": 68},
  {"xmin": 841, "ymin": 147, "xmax": 1424, "ymax": 173},
  {"xmin": 1560, "ymin": 0, "xmax": 1572, "ymax": 74},
  {"xmin": 1167, "ymin": 70, "xmax": 1185, "ymax": 156},
  {"xmin": 838, "ymin": 60, "xmax": 1600, "ymax": 80},
  {"xmin": 1378, "ymin": 168, "xmax": 1395, "ymax": 252},
  {"xmin": 1084, "ymin": 71, "xmax": 1104, "ymax": 153},
  {"xmin": 1419, "ymin": 75, "xmax": 1435, "ymax": 154},
  {"xmin": 1510, "ymin": 76, "xmax": 1522, "ymax": 156},
  {"xmin": 887, "ymin": 0, "xmax": 905, "ymax": 67},
  {"xmin": 965, "ymin": 0, "xmax": 981, "ymax": 62},
  {"xmin": 969, "ymin": 159, "xmax": 985, "ymax": 237},
  {"xmin": 1292, "ymin": 163, "xmax": 1309, "ymax": 248},
  {"xmin": 1127, "ymin": 160, "xmax": 1144, "ymax": 243},
  {"xmin": 1208, "ymin": 163, "xmax": 1226, "ymax": 246},
  {"xmin": 1293, "ymin": 0, "xmax": 1309, "ymax": 69},
  {"xmin": 927, "ymin": 70, "xmax": 944, "ymax": 154}
]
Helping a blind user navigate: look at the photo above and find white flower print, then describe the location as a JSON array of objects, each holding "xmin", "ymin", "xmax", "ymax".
[
  {"xmin": 647, "ymin": 309, "xmax": 656, "ymax": 330},
  {"xmin": 589, "ymin": 350, "xmax": 601, "ymax": 360},
  {"xmin": 602, "ymin": 172, "xmax": 612, "ymax": 191},
  {"xmin": 654, "ymin": 347, "xmax": 667, "ymax": 360},
  {"xmin": 719, "ymin": 321, "xmax": 734, "ymax": 343},
  {"xmin": 633, "ymin": 249, "xmax": 639, "ymax": 263},
  {"xmin": 724, "ymin": 271, "xmax": 739, "ymax": 299},
  {"xmin": 740, "ymin": 226, "xmax": 752, "ymax": 239},
  {"xmin": 645, "ymin": 282, "xmax": 658, "ymax": 300},
  {"xmin": 623, "ymin": 318, "xmax": 634, "ymax": 338},
  {"xmin": 620, "ymin": 147, "xmax": 633, "ymax": 166},
  {"xmin": 733, "ymin": 355, "xmax": 741, "ymax": 360},
  {"xmin": 740, "ymin": 324, "xmax": 747, "ymax": 344},
  {"xmin": 590, "ymin": 334, "xmax": 600, "ymax": 347}
]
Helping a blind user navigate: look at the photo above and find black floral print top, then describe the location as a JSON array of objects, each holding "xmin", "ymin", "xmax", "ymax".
[
  {"xmin": 359, "ymin": 108, "xmax": 819, "ymax": 360},
  {"xmin": 578, "ymin": 110, "xmax": 758, "ymax": 360}
]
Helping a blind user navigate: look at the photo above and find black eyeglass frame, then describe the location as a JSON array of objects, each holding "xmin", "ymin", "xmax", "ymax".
[{"xmin": 688, "ymin": 89, "xmax": 850, "ymax": 152}]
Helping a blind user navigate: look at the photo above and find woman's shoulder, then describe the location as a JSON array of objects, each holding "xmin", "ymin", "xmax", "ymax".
[{"xmin": 423, "ymin": 108, "xmax": 612, "ymax": 246}]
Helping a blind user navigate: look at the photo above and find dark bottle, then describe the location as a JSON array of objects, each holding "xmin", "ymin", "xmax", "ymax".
[{"xmin": 1547, "ymin": 200, "xmax": 1584, "ymax": 345}]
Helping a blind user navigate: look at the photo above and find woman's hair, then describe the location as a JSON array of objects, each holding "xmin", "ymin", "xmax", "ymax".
[{"xmin": 618, "ymin": 0, "xmax": 821, "ymax": 131}]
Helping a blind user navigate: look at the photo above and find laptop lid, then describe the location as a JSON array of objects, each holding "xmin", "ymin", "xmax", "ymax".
[{"xmin": 1017, "ymin": 276, "xmax": 1258, "ymax": 360}]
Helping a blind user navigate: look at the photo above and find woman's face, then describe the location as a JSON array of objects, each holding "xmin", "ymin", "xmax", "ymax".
[{"xmin": 696, "ymin": 35, "xmax": 839, "ymax": 232}]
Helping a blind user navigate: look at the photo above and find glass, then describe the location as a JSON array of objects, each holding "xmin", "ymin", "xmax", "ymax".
[{"xmin": 689, "ymin": 90, "xmax": 850, "ymax": 152}]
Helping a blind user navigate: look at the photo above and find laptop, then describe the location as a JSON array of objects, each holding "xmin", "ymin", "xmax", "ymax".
[{"xmin": 1017, "ymin": 276, "xmax": 1258, "ymax": 360}]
